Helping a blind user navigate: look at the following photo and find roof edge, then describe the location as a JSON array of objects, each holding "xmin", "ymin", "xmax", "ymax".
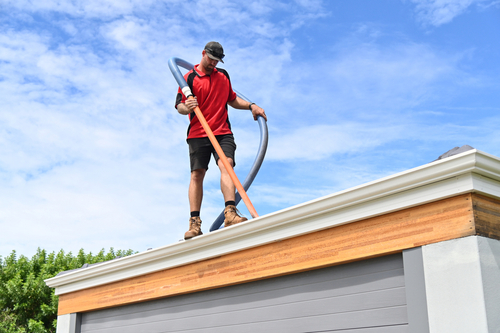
[{"xmin": 45, "ymin": 149, "xmax": 500, "ymax": 294}]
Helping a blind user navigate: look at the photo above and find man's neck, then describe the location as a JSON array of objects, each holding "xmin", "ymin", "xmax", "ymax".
[{"xmin": 196, "ymin": 64, "xmax": 214, "ymax": 76}]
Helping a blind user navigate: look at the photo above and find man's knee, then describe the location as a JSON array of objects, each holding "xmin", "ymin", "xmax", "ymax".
[
  {"xmin": 218, "ymin": 158, "xmax": 234, "ymax": 170},
  {"xmin": 191, "ymin": 169, "xmax": 206, "ymax": 183}
]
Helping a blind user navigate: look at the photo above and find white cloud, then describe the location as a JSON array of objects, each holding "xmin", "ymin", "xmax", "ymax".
[
  {"xmin": 267, "ymin": 123, "xmax": 403, "ymax": 161},
  {"xmin": 410, "ymin": 0, "xmax": 492, "ymax": 26},
  {"xmin": 327, "ymin": 42, "xmax": 463, "ymax": 112},
  {"xmin": 0, "ymin": 25, "xmax": 191, "ymax": 257},
  {"xmin": 251, "ymin": 37, "xmax": 473, "ymax": 164},
  {"xmin": 3, "ymin": 0, "xmax": 159, "ymax": 18},
  {"xmin": 102, "ymin": 17, "xmax": 157, "ymax": 51},
  {"xmin": 0, "ymin": 0, "xmax": 318, "ymax": 257}
]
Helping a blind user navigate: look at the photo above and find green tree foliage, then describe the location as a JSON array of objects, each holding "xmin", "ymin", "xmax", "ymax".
[{"xmin": 0, "ymin": 248, "xmax": 136, "ymax": 333}]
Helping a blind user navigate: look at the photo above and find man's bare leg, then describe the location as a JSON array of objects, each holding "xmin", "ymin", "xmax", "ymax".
[
  {"xmin": 189, "ymin": 168, "xmax": 206, "ymax": 212},
  {"xmin": 217, "ymin": 158, "xmax": 247, "ymax": 226},
  {"xmin": 217, "ymin": 158, "xmax": 235, "ymax": 203},
  {"xmin": 185, "ymin": 168, "xmax": 206, "ymax": 239}
]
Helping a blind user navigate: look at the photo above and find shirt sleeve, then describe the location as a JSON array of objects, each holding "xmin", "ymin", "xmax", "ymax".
[
  {"xmin": 227, "ymin": 80, "xmax": 237, "ymax": 102},
  {"xmin": 175, "ymin": 87, "xmax": 185, "ymax": 108}
]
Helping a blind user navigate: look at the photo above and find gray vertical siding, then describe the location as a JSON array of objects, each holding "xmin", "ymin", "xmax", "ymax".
[{"xmin": 81, "ymin": 254, "xmax": 407, "ymax": 333}]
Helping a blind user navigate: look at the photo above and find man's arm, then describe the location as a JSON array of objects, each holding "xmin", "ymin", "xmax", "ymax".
[{"xmin": 228, "ymin": 96, "xmax": 267, "ymax": 121}]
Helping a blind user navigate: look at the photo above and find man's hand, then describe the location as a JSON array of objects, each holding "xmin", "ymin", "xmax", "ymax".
[
  {"xmin": 250, "ymin": 104, "xmax": 267, "ymax": 121},
  {"xmin": 185, "ymin": 97, "xmax": 198, "ymax": 112},
  {"xmin": 177, "ymin": 97, "xmax": 198, "ymax": 115}
]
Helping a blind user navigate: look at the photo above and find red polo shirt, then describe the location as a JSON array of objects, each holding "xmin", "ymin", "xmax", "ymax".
[{"xmin": 176, "ymin": 66, "xmax": 237, "ymax": 139}]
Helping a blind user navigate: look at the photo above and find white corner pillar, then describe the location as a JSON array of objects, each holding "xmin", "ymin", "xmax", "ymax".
[
  {"xmin": 422, "ymin": 236, "xmax": 500, "ymax": 333},
  {"xmin": 403, "ymin": 247, "xmax": 430, "ymax": 333},
  {"xmin": 56, "ymin": 313, "xmax": 81, "ymax": 333}
]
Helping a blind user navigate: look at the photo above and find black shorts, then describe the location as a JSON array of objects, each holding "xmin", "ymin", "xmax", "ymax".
[{"xmin": 187, "ymin": 134, "xmax": 236, "ymax": 171}]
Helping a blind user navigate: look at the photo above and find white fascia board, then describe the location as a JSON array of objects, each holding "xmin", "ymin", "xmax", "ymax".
[{"xmin": 45, "ymin": 149, "xmax": 500, "ymax": 295}]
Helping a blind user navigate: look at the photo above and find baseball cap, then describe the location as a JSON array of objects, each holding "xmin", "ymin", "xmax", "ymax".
[{"xmin": 204, "ymin": 41, "xmax": 225, "ymax": 63}]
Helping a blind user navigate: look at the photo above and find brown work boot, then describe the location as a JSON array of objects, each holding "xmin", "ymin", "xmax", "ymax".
[
  {"xmin": 184, "ymin": 216, "xmax": 203, "ymax": 240},
  {"xmin": 224, "ymin": 205, "xmax": 248, "ymax": 227}
]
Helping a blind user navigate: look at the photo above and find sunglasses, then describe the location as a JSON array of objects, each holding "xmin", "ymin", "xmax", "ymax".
[{"xmin": 205, "ymin": 48, "xmax": 225, "ymax": 60}]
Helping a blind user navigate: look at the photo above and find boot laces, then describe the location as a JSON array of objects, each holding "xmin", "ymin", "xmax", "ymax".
[{"xmin": 226, "ymin": 205, "xmax": 243, "ymax": 217}]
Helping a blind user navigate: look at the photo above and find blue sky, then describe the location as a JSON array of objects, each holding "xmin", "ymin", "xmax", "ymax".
[{"xmin": 1, "ymin": 0, "xmax": 499, "ymax": 258}]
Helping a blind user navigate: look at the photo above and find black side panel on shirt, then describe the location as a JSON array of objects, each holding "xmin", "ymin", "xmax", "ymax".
[
  {"xmin": 185, "ymin": 71, "xmax": 198, "ymax": 137},
  {"xmin": 186, "ymin": 71, "xmax": 197, "ymax": 94},
  {"xmin": 175, "ymin": 93, "xmax": 183, "ymax": 107},
  {"xmin": 217, "ymin": 67, "xmax": 231, "ymax": 81},
  {"xmin": 217, "ymin": 68, "xmax": 233, "ymax": 132}
]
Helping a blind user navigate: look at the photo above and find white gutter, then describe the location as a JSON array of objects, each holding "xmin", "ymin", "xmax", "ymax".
[{"xmin": 45, "ymin": 149, "xmax": 500, "ymax": 295}]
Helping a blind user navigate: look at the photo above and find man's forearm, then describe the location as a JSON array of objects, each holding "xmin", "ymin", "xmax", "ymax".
[
  {"xmin": 228, "ymin": 96, "xmax": 252, "ymax": 110},
  {"xmin": 177, "ymin": 103, "xmax": 191, "ymax": 115},
  {"xmin": 228, "ymin": 96, "xmax": 267, "ymax": 121}
]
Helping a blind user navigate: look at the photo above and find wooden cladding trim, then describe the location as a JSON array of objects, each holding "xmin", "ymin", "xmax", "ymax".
[
  {"xmin": 58, "ymin": 194, "xmax": 480, "ymax": 315},
  {"xmin": 472, "ymin": 193, "xmax": 500, "ymax": 240}
]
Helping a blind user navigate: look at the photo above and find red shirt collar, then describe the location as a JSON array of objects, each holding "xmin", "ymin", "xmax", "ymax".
[{"xmin": 194, "ymin": 64, "xmax": 218, "ymax": 77}]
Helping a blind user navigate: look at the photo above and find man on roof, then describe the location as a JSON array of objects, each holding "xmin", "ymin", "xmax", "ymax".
[{"xmin": 175, "ymin": 41, "xmax": 267, "ymax": 240}]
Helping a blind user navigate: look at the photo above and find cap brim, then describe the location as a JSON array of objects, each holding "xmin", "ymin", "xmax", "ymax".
[{"xmin": 207, "ymin": 52, "xmax": 224, "ymax": 63}]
